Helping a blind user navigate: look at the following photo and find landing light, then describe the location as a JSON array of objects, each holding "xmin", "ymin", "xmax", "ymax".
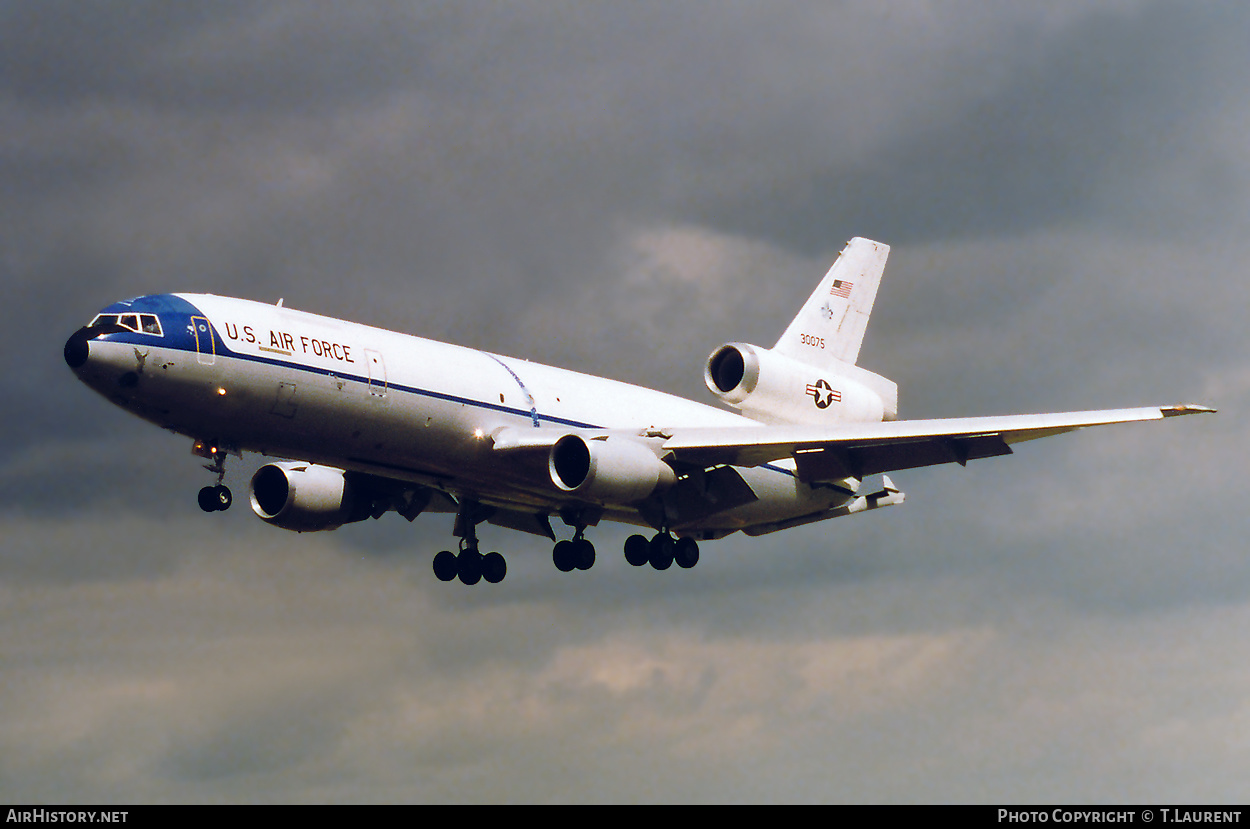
[
  {"xmin": 474, "ymin": 428, "xmax": 484, "ymax": 439},
  {"xmin": 216, "ymin": 387, "xmax": 227, "ymax": 396}
]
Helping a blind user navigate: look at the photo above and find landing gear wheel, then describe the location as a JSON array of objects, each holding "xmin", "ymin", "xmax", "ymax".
[
  {"xmin": 553, "ymin": 540, "xmax": 577, "ymax": 572},
  {"xmin": 457, "ymin": 549, "xmax": 483, "ymax": 585},
  {"xmin": 572, "ymin": 538, "xmax": 596, "ymax": 570},
  {"xmin": 648, "ymin": 533, "xmax": 675, "ymax": 570},
  {"xmin": 482, "ymin": 552, "xmax": 507, "ymax": 584},
  {"xmin": 198, "ymin": 484, "xmax": 232, "ymax": 512},
  {"xmin": 433, "ymin": 550, "xmax": 458, "ymax": 582},
  {"xmin": 674, "ymin": 537, "xmax": 699, "ymax": 569},
  {"xmin": 624, "ymin": 534, "xmax": 650, "ymax": 567}
]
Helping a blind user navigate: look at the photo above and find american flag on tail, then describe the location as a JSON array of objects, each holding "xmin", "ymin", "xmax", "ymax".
[{"xmin": 829, "ymin": 279, "xmax": 853, "ymax": 299}]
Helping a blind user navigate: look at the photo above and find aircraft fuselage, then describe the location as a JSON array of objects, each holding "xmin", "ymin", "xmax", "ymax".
[{"xmin": 67, "ymin": 293, "xmax": 852, "ymax": 535}]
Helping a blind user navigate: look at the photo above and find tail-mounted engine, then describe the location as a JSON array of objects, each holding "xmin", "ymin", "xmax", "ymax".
[
  {"xmin": 549, "ymin": 434, "xmax": 677, "ymax": 505},
  {"xmin": 249, "ymin": 462, "xmax": 371, "ymax": 532},
  {"xmin": 705, "ymin": 342, "xmax": 897, "ymax": 425}
]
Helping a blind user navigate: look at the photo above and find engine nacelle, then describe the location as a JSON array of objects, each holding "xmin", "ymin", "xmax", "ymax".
[
  {"xmin": 249, "ymin": 462, "xmax": 367, "ymax": 532},
  {"xmin": 549, "ymin": 434, "xmax": 677, "ymax": 505},
  {"xmin": 704, "ymin": 342, "xmax": 897, "ymax": 425}
]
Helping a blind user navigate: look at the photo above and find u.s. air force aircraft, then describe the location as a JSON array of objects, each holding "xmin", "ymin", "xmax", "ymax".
[{"xmin": 65, "ymin": 238, "xmax": 1213, "ymax": 584}]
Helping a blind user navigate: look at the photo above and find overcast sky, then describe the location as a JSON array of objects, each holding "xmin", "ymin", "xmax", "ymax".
[{"xmin": 1, "ymin": 0, "xmax": 1244, "ymax": 803}]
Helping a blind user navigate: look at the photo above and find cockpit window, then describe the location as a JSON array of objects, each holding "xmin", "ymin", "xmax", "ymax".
[{"xmin": 89, "ymin": 312, "xmax": 163, "ymax": 336}]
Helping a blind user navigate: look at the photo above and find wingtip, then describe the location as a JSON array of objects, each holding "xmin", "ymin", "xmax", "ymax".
[{"xmin": 1161, "ymin": 403, "xmax": 1217, "ymax": 417}]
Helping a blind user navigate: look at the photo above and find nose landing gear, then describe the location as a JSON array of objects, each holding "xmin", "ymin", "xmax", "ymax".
[
  {"xmin": 193, "ymin": 439, "xmax": 233, "ymax": 513},
  {"xmin": 198, "ymin": 483, "xmax": 233, "ymax": 512}
]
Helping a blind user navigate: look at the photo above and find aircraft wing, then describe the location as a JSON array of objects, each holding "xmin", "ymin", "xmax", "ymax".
[{"xmin": 660, "ymin": 404, "xmax": 1214, "ymax": 482}]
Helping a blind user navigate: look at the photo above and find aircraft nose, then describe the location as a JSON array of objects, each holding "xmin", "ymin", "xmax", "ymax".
[
  {"xmin": 65, "ymin": 320, "xmax": 128, "ymax": 370},
  {"xmin": 64, "ymin": 327, "xmax": 91, "ymax": 369}
]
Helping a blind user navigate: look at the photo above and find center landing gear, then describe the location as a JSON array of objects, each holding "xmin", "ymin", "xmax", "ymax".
[
  {"xmin": 553, "ymin": 533, "xmax": 596, "ymax": 573},
  {"xmin": 551, "ymin": 508, "xmax": 596, "ymax": 573},
  {"xmin": 193, "ymin": 439, "xmax": 232, "ymax": 513},
  {"xmin": 433, "ymin": 501, "xmax": 507, "ymax": 585},
  {"xmin": 624, "ymin": 532, "xmax": 700, "ymax": 570}
]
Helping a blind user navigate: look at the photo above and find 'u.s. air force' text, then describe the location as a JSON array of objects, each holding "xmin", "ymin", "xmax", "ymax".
[
  {"xmin": 222, "ymin": 321, "xmax": 355, "ymax": 363},
  {"xmin": 1000, "ymin": 811, "xmax": 1242, "ymax": 824}
]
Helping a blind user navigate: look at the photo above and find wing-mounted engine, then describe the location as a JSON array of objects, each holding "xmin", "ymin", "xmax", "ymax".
[
  {"xmin": 249, "ymin": 462, "xmax": 373, "ymax": 532},
  {"xmin": 704, "ymin": 342, "xmax": 897, "ymax": 425},
  {"xmin": 548, "ymin": 434, "xmax": 677, "ymax": 505}
]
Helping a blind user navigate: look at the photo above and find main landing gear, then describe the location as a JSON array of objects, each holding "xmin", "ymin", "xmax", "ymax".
[
  {"xmin": 624, "ymin": 532, "xmax": 700, "ymax": 570},
  {"xmin": 431, "ymin": 521, "xmax": 702, "ymax": 585},
  {"xmin": 433, "ymin": 500, "xmax": 507, "ymax": 585},
  {"xmin": 551, "ymin": 531, "xmax": 697, "ymax": 573},
  {"xmin": 553, "ymin": 528, "xmax": 700, "ymax": 573},
  {"xmin": 193, "ymin": 440, "xmax": 233, "ymax": 513},
  {"xmin": 432, "ymin": 542, "xmax": 507, "ymax": 586},
  {"xmin": 428, "ymin": 503, "xmax": 702, "ymax": 585}
]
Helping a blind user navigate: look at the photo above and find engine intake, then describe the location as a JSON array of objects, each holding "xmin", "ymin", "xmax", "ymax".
[
  {"xmin": 249, "ymin": 462, "xmax": 368, "ymax": 532},
  {"xmin": 706, "ymin": 343, "xmax": 759, "ymax": 405},
  {"xmin": 549, "ymin": 435, "xmax": 676, "ymax": 505}
]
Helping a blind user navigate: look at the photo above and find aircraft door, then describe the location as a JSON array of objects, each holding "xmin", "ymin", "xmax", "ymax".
[
  {"xmin": 365, "ymin": 349, "xmax": 387, "ymax": 397},
  {"xmin": 190, "ymin": 316, "xmax": 216, "ymax": 366}
]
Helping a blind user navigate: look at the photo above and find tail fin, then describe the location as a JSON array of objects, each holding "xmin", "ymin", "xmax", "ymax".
[{"xmin": 773, "ymin": 237, "xmax": 888, "ymax": 369}]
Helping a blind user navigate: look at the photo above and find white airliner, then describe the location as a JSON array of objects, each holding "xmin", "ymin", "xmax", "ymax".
[{"xmin": 64, "ymin": 238, "xmax": 1212, "ymax": 584}]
